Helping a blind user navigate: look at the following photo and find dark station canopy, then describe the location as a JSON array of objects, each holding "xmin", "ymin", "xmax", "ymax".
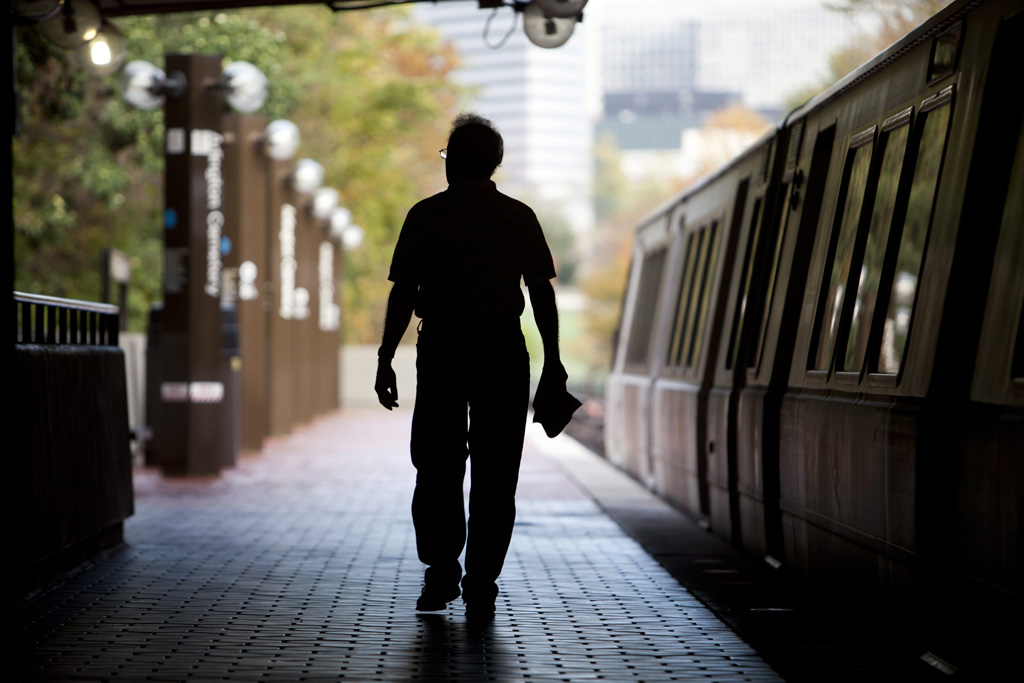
[
  {"xmin": 30, "ymin": 2, "xmax": 583, "ymax": 50},
  {"xmin": 95, "ymin": 0, "xmax": 477, "ymax": 18}
]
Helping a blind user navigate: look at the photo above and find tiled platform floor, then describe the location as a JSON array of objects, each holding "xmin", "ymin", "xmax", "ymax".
[{"xmin": 15, "ymin": 409, "xmax": 781, "ymax": 682}]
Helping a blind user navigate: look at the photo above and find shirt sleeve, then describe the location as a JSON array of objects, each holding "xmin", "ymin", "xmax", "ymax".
[
  {"xmin": 388, "ymin": 203, "xmax": 422, "ymax": 284},
  {"xmin": 522, "ymin": 209, "xmax": 557, "ymax": 286}
]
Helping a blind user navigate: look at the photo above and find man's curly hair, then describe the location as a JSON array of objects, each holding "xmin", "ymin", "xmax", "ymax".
[{"xmin": 447, "ymin": 112, "xmax": 504, "ymax": 178}]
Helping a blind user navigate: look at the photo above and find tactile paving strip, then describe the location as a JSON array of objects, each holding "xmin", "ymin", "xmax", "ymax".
[{"xmin": 15, "ymin": 409, "xmax": 781, "ymax": 681}]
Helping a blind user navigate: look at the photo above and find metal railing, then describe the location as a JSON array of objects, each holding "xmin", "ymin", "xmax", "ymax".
[{"xmin": 14, "ymin": 292, "xmax": 121, "ymax": 346}]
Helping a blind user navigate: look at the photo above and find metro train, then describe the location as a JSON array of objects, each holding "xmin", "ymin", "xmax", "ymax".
[{"xmin": 605, "ymin": 0, "xmax": 1022, "ymax": 602}]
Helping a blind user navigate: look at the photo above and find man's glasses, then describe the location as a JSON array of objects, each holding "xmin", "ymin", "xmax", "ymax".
[{"xmin": 439, "ymin": 149, "xmax": 447, "ymax": 159}]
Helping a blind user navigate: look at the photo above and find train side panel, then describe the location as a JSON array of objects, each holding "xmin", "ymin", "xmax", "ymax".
[
  {"xmin": 779, "ymin": 35, "xmax": 954, "ymax": 594},
  {"xmin": 650, "ymin": 150, "xmax": 758, "ymax": 528},
  {"xmin": 606, "ymin": 0, "xmax": 1023, "ymax": 603},
  {"xmin": 957, "ymin": 119, "xmax": 1024, "ymax": 595},
  {"xmin": 732, "ymin": 114, "xmax": 835, "ymax": 561},
  {"xmin": 952, "ymin": 7, "xmax": 1024, "ymax": 597},
  {"xmin": 705, "ymin": 137, "xmax": 784, "ymax": 557},
  {"xmin": 780, "ymin": 0, "xmax": 1022, "ymax": 596}
]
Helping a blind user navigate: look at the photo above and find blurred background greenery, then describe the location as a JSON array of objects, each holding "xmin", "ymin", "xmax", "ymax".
[
  {"xmin": 12, "ymin": 0, "xmax": 950, "ymax": 396},
  {"xmin": 14, "ymin": 5, "xmax": 460, "ymax": 343}
]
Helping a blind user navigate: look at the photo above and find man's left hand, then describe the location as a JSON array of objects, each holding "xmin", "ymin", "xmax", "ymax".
[
  {"xmin": 539, "ymin": 360, "xmax": 568, "ymax": 390},
  {"xmin": 375, "ymin": 360, "xmax": 399, "ymax": 410}
]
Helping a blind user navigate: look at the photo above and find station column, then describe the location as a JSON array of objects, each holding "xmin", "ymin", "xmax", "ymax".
[{"xmin": 156, "ymin": 54, "xmax": 228, "ymax": 476}]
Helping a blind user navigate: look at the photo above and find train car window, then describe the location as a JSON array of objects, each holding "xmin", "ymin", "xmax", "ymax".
[
  {"xmin": 749, "ymin": 186, "xmax": 792, "ymax": 371},
  {"xmin": 810, "ymin": 130, "xmax": 875, "ymax": 371},
  {"xmin": 687, "ymin": 221, "xmax": 722, "ymax": 370},
  {"xmin": 666, "ymin": 232, "xmax": 700, "ymax": 368},
  {"xmin": 625, "ymin": 246, "xmax": 667, "ymax": 370},
  {"xmin": 1013, "ymin": 306, "xmax": 1024, "ymax": 383},
  {"xmin": 876, "ymin": 99, "xmax": 953, "ymax": 374},
  {"xmin": 678, "ymin": 230, "xmax": 711, "ymax": 368},
  {"xmin": 928, "ymin": 21, "xmax": 961, "ymax": 84},
  {"xmin": 726, "ymin": 197, "xmax": 765, "ymax": 371},
  {"xmin": 841, "ymin": 112, "xmax": 913, "ymax": 373}
]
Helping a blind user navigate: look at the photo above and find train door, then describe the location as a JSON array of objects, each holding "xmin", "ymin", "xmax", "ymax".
[
  {"xmin": 731, "ymin": 120, "xmax": 835, "ymax": 560},
  {"xmin": 606, "ymin": 217, "xmax": 671, "ymax": 484},
  {"xmin": 930, "ymin": 6, "xmax": 1024, "ymax": 601},
  {"xmin": 652, "ymin": 212, "xmax": 728, "ymax": 520},
  {"xmin": 714, "ymin": 181, "xmax": 770, "ymax": 544},
  {"xmin": 960, "ymin": 107, "xmax": 1024, "ymax": 600},
  {"xmin": 677, "ymin": 179, "xmax": 749, "ymax": 539}
]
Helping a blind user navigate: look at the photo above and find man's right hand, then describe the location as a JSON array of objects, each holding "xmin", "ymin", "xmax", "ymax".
[{"xmin": 374, "ymin": 360, "xmax": 399, "ymax": 410}]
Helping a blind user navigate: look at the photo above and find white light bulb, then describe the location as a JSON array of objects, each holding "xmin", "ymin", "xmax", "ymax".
[
  {"xmin": 119, "ymin": 60, "xmax": 166, "ymax": 110},
  {"xmin": 342, "ymin": 225, "xmax": 365, "ymax": 251},
  {"xmin": 75, "ymin": 22, "xmax": 125, "ymax": 76},
  {"xmin": 329, "ymin": 207, "xmax": 352, "ymax": 238},
  {"xmin": 223, "ymin": 60, "xmax": 269, "ymax": 113},
  {"xmin": 90, "ymin": 40, "xmax": 111, "ymax": 66},
  {"xmin": 312, "ymin": 188, "xmax": 340, "ymax": 220},
  {"xmin": 263, "ymin": 120, "xmax": 301, "ymax": 162},
  {"xmin": 292, "ymin": 159, "xmax": 324, "ymax": 195}
]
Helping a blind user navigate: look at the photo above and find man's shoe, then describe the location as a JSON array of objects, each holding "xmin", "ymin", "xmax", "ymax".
[
  {"xmin": 464, "ymin": 601, "xmax": 496, "ymax": 622},
  {"xmin": 416, "ymin": 584, "xmax": 461, "ymax": 611}
]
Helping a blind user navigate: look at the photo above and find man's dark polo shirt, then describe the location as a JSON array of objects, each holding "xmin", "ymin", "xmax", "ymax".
[{"xmin": 388, "ymin": 180, "xmax": 556, "ymax": 319}]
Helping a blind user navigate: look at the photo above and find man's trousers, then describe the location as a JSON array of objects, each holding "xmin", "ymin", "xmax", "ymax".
[{"xmin": 410, "ymin": 319, "xmax": 530, "ymax": 604}]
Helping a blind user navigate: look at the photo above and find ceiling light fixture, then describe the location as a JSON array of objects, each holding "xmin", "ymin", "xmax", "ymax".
[
  {"xmin": 75, "ymin": 20, "xmax": 125, "ymax": 76},
  {"xmin": 119, "ymin": 60, "xmax": 187, "ymax": 110},
  {"xmin": 39, "ymin": 0, "xmax": 101, "ymax": 49}
]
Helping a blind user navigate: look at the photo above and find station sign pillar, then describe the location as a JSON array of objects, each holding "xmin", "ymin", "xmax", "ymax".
[
  {"xmin": 223, "ymin": 112, "xmax": 270, "ymax": 452},
  {"xmin": 155, "ymin": 53, "xmax": 231, "ymax": 476},
  {"xmin": 267, "ymin": 160, "xmax": 297, "ymax": 436},
  {"xmin": 293, "ymin": 200, "xmax": 318, "ymax": 425},
  {"xmin": 318, "ymin": 230, "xmax": 342, "ymax": 414}
]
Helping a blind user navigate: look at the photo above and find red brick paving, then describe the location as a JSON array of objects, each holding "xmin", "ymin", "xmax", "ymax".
[{"xmin": 16, "ymin": 408, "xmax": 780, "ymax": 681}]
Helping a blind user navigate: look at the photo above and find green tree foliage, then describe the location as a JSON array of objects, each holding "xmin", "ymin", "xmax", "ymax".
[
  {"xmin": 578, "ymin": 132, "xmax": 691, "ymax": 385},
  {"xmin": 825, "ymin": 0, "xmax": 953, "ymax": 22},
  {"xmin": 14, "ymin": 5, "xmax": 459, "ymax": 340},
  {"xmin": 593, "ymin": 130, "xmax": 628, "ymax": 224}
]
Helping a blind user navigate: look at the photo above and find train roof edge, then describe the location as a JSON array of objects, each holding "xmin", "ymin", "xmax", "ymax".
[
  {"xmin": 787, "ymin": 0, "xmax": 981, "ymax": 121},
  {"xmin": 628, "ymin": 0, "xmax": 988, "ymax": 235}
]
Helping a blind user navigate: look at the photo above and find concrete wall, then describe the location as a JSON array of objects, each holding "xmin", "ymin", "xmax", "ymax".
[
  {"xmin": 341, "ymin": 344, "xmax": 417, "ymax": 409},
  {"xmin": 118, "ymin": 340, "xmax": 413, "ymax": 428},
  {"xmin": 120, "ymin": 333, "xmax": 147, "ymax": 463}
]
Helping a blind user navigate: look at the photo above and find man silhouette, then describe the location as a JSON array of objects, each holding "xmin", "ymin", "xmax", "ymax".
[{"xmin": 375, "ymin": 112, "xmax": 566, "ymax": 621}]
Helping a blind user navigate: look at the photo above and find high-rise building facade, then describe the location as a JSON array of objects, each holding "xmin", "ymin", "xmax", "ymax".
[
  {"xmin": 590, "ymin": 0, "xmax": 856, "ymax": 180},
  {"xmin": 601, "ymin": 18, "xmax": 699, "ymax": 118},
  {"xmin": 593, "ymin": 0, "xmax": 856, "ymax": 116}
]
